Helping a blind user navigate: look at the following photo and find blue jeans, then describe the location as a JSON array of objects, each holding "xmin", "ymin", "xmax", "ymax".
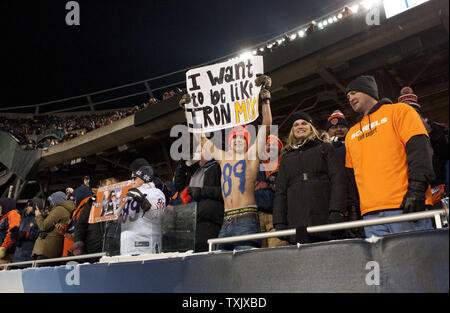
[
  {"xmin": 363, "ymin": 209, "xmax": 433, "ymax": 238},
  {"xmin": 217, "ymin": 213, "xmax": 261, "ymax": 251}
]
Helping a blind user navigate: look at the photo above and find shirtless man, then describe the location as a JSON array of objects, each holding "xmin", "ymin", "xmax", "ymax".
[{"xmin": 180, "ymin": 74, "xmax": 272, "ymax": 250}]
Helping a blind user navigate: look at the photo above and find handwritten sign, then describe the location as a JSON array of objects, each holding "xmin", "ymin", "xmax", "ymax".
[
  {"xmin": 88, "ymin": 180, "xmax": 134, "ymax": 223},
  {"xmin": 185, "ymin": 56, "xmax": 264, "ymax": 133}
]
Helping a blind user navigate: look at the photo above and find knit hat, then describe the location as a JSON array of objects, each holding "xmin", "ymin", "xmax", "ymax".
[
  {"xmin": 398, "ymin": 86, "xmax": 421, "ymax": 112},
  {"xmin": 0, "ymin": 198, "xmax": 16, "ymax": 215},
  {"xmin": 130, "ymin": 158, "xmax": 150, "ymax": 172},
  {"xmin": 32, "ymin": 197, "xmax": 44, "ymax": 211},
  {"xmin": 71, "ymin": 184, "xmax": 93, "ymax": 207},
  {"xmin": 228, "ymin": 125, "xmax": 251, "ymax": 148},
  {"xmin": 47, "ymin": 191, "xmax": 66, "ymax": 209},
  {"xmin": 133, "ymin": 165, "xmax": 155, "ymax": 183},
  {"xmin": 326, "ymin": 110, "xmax": 349, "ymax": 131},
  {"xmin": 267, "ymin": 135, "xmax": 283, "ymax": 153},
  {"xmin": 345, "ymin": 75, "xmax": 379, "ymax": 101},
  {"xmin": 289, "ymin": 112, "xmax": 314, "ymax": 127}
]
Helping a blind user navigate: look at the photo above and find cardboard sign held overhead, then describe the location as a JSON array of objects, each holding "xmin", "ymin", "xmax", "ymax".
[{"xmin": 184, "ymin": 56, "xmax": 264, "ymax": 133}]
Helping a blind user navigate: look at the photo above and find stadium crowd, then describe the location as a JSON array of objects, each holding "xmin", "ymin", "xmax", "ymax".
[
  {"xmin": 0, "ymin": 75, "xmax": 448, "ymax": 268},
  {"xmin": 0, "ymin": 88, "xmax": 183, "ymax": 150},
  {"xmin": 0, "ymin": 105, "xmax": 145, "ymax": 150}
]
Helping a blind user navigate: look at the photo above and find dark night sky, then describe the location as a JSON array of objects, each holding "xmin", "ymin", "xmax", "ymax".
[{"xmin": 5, "ymin": 0, "xmax": 350, "ymax": 107}]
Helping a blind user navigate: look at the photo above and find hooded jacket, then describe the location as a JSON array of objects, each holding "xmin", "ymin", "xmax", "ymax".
[
  {"xmin": 62, "ymin": 185, "xmax": 93, "ymax": 256},
  {"xmin": 0, "ymin": 198, "xmax": 20, "ymax": 252},
  {"xmin": 255, "ymin": 158, "xmax": 281, "ymax": 213},
  {"xmin": 32, "ymin": 199, "xmax": 75, "ymax": 259},
  {"xmin": 345, "ymin": 99, "xmax": 435, "ymax": 216},
  {"xmin": 12, "ymin": 209, "xmax": 39, "ymax": 263}
]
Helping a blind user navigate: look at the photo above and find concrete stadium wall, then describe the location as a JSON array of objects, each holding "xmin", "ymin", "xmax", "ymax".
[{"xmin": 0, "ymin": 229, "xmax": 447, "ymax": 293}]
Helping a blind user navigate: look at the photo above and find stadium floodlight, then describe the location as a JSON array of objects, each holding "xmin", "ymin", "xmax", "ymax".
[
  {"xmin": 350, "ymin": 4, "xmax": 360, "ymax": 13},
  {"xmin": 259, "ymin": 47, "xmax": 265, "ymax": 52},
  {"xmin": 333, "ymin": 16, "xmax": 338, "ymax": 22},
  {"xmin": 328, "ymin": 17, "xmax": 334, "ymax": 24},
  {"xmin": 362, "ymin": 0, "xmax": 374, "ymax": 10},
  {"xmin": 323, "ymin": 20, "xmax": 328, "ymax": 26},
  {"xmin": 337, "ymin": 13, "xmax": 343, "ymax": 19},
  {"xmin": 266, "ymin": 43, "xmax": 273, "ymax": 49},
  {"xmin": 289, "ymin": 33, "xmax": 297, "ymax": 40},
  {"xmin": 239, "ymin": 51, "xmax": 253, "ymax": 59},
  {"xmin": 298, "ymin": 30, "xmax": 305, "ymax": 37},
  {"xmin": 318, "ymin": 22, "xmax": 324, "ymax": 29}
]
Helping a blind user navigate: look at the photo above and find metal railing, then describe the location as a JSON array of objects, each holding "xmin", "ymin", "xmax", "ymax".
[
  {"xmin": 0, "ymin": 252, "xmax": 106, "ymax": 270},
  {"xmin": 207, "ymin": 208, "xmax": 449, "ymax": 251},
  {"xmin": 1, "ymin": 208, "xmax": 447, "ymax": 269}
]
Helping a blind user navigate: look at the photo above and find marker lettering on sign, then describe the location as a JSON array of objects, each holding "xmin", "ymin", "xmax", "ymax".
[
  {"xmin": 187, "ymin": 73, "xmax": 201, "ymax": 91},
  {"xmin": 184, "ymin": 56, "xmax": 263, "ymax": 132},
  {"xmin": 235, "ymin": 97, "xmax": 258, "ymax": 123},
  {"xmin": 206, "ymin": 60, "xmax": 254, "ymax": 86}
]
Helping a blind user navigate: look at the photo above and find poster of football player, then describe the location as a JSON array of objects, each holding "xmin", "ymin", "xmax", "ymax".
[{"xmin": 89, "ymin": 180, "xmax": 134, "ymax": 223}]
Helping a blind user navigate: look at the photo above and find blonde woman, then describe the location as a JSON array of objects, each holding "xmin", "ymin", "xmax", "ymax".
[{"xmin": 273, "ymin": 112, "xmax": 348, "ymax": 244}]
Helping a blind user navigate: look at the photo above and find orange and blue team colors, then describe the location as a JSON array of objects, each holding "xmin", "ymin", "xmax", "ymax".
[
  {"xmin": 345, "ymin": 102, "xmax": 432, "ymax": 216},
  {"xmin": 0, "ymin": 210, "xmax": 21, "ymax": 250}
]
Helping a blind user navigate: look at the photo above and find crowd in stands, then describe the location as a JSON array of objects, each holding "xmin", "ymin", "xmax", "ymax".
[
  {"xmin": 0, "ymin": 76, "xmax": 448, "ymax": 269},
  {"xmin": 0, "ymin": 88, "xmax": 183, "ymax": 150},
  {"xmin": 0, "ymin": 106, "xmax": 145, "ymax": 150}
]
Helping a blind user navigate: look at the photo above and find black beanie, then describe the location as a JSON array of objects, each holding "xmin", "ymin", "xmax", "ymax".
[
  {"xmin": 32, "ymin": 197, "xmax": 44, "ymax": 211},
  {"xmin": 130, "ymin": 158, "xmax": 150, "ymax": 172},
  {"xmin": 72, "ymin": 184, "xmax": 93, "ymax": 207},
  {"xmin": 289, "ymin": 112, "xmax": 314, "ymax": 127},
  {"xmin": 134, "ymin": 165, "xmax": 155, "ymax": 183},
  {"xmin": 345, "ymin": 75, "xmax": 379, "ymax": 101}
]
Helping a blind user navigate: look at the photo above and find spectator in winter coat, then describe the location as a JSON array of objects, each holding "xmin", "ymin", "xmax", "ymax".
[
  {"xmin": 73, "ymin": 178, "xmax": 119, "ymax": 258},
  {"xmin": 32, "ymin": 191, "xmax": 75, "ymax": 260},
  {"xmin": 0, "ymin": 198, "xmax": 20, "ymax": 263},
  {"xmin": 11, "ymin": 198, "xmax": 41, "ymax": 265},
  {"xmin": 175, "ymin": 145, "xmax": 224, "ymax": 253},
  {"xmin": 255, "ymin": 135, "xmax": 288, "ymax": 248},
  {"xmin": 273, "ymin": 112, "xmax": 348, "ymax": 244},
  {"xmin": 398, "ymin": 86, "xmax": 449, "ymax": 206},
  {"xmin": 325, "ymin": 110, "xmax": 349, "ymax": 162},
  {"xmin": 60, "ymin": 184, "xmax": 93, "ymax": 257},
  {"xmin": 325, "ymin": 110, "xmax": 365, "ymax": 238}
]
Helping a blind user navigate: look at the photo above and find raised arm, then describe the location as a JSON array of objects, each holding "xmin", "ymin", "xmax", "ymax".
[{"xmin": 249, "ymin": 75, "xmax": 272, "ymax": 159}]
